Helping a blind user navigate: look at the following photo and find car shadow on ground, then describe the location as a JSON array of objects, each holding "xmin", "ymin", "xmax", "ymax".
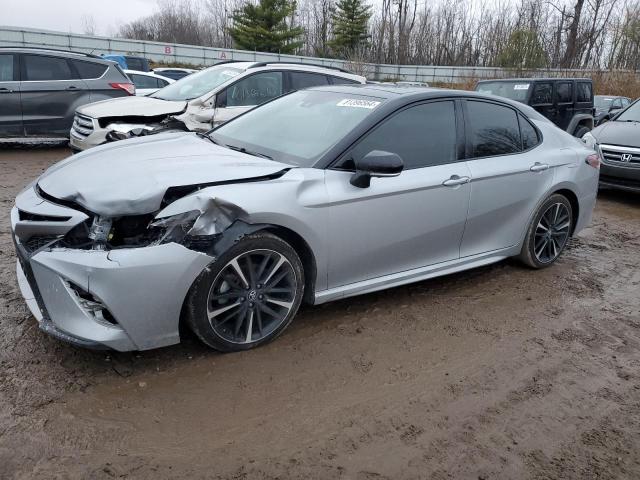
[
  {"xmin": 79, "ymin": 258, "xmax": 518, "ymax": 381},
  {"xmin": 597, "ymin": 187, "xmax": 640, "ymax": 207}
]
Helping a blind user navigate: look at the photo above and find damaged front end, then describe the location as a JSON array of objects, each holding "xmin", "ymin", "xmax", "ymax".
[
  {"xmin": 103, "ymin": 103, "xmax": 215, "ymax": 143},
  {"xmin": 11, "ymin": 183, "xmax": 264, "ymax": 352}
]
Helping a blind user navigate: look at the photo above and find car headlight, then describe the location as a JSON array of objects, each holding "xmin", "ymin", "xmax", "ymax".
[
  {"xmin": 582, "ymin": 132, "xmax": 598, "ymax": 149},
  {"xmin": 150, "ymin": 210, "xmax": 201, "ymax": 245}
]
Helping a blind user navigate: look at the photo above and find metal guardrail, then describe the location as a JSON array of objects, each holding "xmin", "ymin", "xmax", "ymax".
[{"xmin": 1, "ymin": 26, "xmax": 636, "ymax": 83}]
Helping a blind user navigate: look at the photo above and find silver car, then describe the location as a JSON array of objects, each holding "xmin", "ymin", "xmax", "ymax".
[{"xmin": 12, "ymin": 86, "xmax": 600, "ymax": 352}]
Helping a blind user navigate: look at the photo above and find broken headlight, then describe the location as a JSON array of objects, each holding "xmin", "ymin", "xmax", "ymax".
[{"xmin": 149, "ymin": 210, "xmax": 201, "ymax": 245}]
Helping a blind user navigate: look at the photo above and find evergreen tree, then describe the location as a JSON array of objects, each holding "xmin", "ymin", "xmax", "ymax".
[
  {"xmin": 497, "ymin": 30, "xmax": 547, "ymax": 69},
  {"xmin": 330, "ymin": 0, "xmax": 372, "ymax": 55},
  {"xmin": 229, "ymin": 0, "xmax": 304, "ymax": 54}
]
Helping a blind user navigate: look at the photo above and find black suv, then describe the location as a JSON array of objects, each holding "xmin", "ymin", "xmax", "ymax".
[
  {"xmin": 476, "ymin": 78, "xmax": 594, "ymax": 137},
  {"xmin": 0, "ymin": 47, "xmax": 134, "ymax": 139}
]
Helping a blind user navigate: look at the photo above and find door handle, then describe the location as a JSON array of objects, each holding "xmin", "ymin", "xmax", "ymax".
[
  {"xmin": 66, "ymin": 86, "xmax": 80, "ymax": 91},
  {"xmin": 0, "ymin": 87, "xmax": 13, "ymax": 93},
  {"xmin": 530, "ymin": 162, "xmax": 550, "ymax": 172},
  {"xmin": 442, "ymin": 175, "xmax": 471, "ymax": 187}
]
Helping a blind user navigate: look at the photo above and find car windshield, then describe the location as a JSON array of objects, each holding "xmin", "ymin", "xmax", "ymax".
[
  {"xmin": 210, "ymin": 90, "xmax": 383, "ymax": 166},
  {"xmin": 594, "ymin": 96, "xmax": 614, "ymax": 109},
  {"xmin": 615, "ymin": 100, "xmax": 640, "ymax": 122},
  {"xmin": 151, "ymin": 65, "xmax": 241, "ymax": 101},
  {"xmin": 475, "ymin": 81, "xmax": 531, "ymax": 102}
]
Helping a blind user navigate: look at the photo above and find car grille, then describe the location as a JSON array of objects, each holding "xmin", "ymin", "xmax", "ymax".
[
  {"xmin": 71, "ymin": 113, "xmax": 95, "ymax": 139},
  {"xmin": 23, "ymin": 235, "xmax": 60, "ymax": 254},
  {"xmin": 600, "ymin": 144, "xmax": 640, "ymax": 168}
]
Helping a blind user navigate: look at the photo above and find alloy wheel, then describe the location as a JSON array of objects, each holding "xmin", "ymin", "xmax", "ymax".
[
  {"xmin": 206, "ymin": 249, "xmax": 297, "ymax": 344},
  {"xmin": 534, "ymin": 203, "xmax": 571, "ymax": 264}
]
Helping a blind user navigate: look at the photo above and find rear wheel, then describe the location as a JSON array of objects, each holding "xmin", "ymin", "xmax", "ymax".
[
  {"xmin": 519, "ymin": 194, "xmax": 573, "ymax": 269},
  {"xmin": 185, "ymin": 232, "xmax": 304, "ymax": 352}
]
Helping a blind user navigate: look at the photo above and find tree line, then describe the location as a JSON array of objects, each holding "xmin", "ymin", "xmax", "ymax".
[{"xmin": 116, "ymin": 0, "xmax": 640, "ymax": 71}]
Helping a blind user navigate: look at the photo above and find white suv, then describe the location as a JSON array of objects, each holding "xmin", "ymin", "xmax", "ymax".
[{"xmin": 70, "ymin": 61, "xmax": 366, "ymax": 151}]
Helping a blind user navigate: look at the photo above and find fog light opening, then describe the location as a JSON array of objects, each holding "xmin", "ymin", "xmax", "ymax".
[{"xmin": 66, "ymin": 281, "xmax": 119, "ymax": 327}]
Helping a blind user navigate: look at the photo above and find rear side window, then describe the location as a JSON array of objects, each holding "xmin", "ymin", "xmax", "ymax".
[
  {"xmin": 622, "ymin": 98, "xmax": 631, "ymax": 107},
  {"xmin": 349, "ymin": 101, "xmax": 457, "ymax": 170},
  {"xmin": 289, "ymin": 72, "xmax": 329, "ymax": 91},
  {"xmin": 330, "ymin": 76, "xmax": 360, "ymax": 85},
  {"xmin": 130, "ymin": 73, "xmax": 159, "ymax": 89},
  {"xmin": 555, "ymin": 82, "xmax": 573, "ymax": 103},
  {"xmin": 467, "ymin": 101, "xmax": 521, "ymax": 157},
  {"xmin": 531, "ymin": 83, "xmax": 552, "ymax": 105},
  {"xmin": 72, "ymin": 60, "xmax": 107, "ymax": 79},
  {"xmin": 24, "ymin": 55, "xmax": 73, "ymax": 81},
  {"xmin": 0, "ymin": 54, "xmax": 14, "ymax": 81},
  {"xmin": 576, "ymin": 82, "xmax": 592, "ymax": 103},
  {"xmin": 519, "ymin": 115, "xmax": 540, "ymax": 150}
]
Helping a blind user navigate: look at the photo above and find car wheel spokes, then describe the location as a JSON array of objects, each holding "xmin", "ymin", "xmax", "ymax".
[
  {"xmin": 534, "ymin": 203, "xmax": 571, "ymax": 263},
  {"xmin": 207, "ymin": 250, "xmax": 296, "ymax": 344}
]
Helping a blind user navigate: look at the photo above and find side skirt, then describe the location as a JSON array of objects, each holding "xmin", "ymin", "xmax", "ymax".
[{"xmin": 313, "ymin": 246, "xmax": 520, "ymax": 305}]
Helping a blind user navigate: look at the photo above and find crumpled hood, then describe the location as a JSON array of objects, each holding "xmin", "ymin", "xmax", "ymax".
[
  {"xmin": 77, "ymin": 95, "xmax": 187, "ymax": 118},
  {"xmin": 592, "ymin": 121, "xmax": 640, "ymax": 148},
  {"xmin": 37, "ymin": 133, "xmax": 291, "ymax": 216}
]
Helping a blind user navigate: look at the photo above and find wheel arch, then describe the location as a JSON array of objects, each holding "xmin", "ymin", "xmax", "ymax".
[
  {"xmin": 262, "ymin": 224, "xmax": 317, "ymax": 305},
  {"xmin": 551, "ymin": 188, "xmax": 580, "ymax": 235}
]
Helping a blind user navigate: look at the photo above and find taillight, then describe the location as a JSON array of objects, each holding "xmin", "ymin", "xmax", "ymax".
[
  {"xmin": 109, "ymin": 82, "xmax": 135, "ymax": 96},
  {"xmin": 586, "ymin": 153, "xmax": 601, "ymax": 169}
]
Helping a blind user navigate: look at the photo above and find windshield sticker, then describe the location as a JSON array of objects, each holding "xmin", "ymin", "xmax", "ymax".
[
  {"xmin": 337, "ymin": 99, "xmax": 381, "ymax": 109},
  {"xmin": 513, "ymin": 84, "xmax": 530, "ymax": 90}
]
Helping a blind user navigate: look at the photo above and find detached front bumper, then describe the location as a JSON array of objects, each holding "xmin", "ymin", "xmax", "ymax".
[{"xmin": 11, "ymin": 196, "xmax": 214, "ymax": 351}]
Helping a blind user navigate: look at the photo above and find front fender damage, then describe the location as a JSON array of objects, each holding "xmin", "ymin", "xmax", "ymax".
[{"xmin": 155, "ymin": 194, "xmax": 268, "ymax": 257}]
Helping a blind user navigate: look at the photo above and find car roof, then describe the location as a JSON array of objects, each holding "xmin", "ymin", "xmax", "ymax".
[
  {"xmin": 125, "ymin": 69, "xmax": 174, "ymax": 81},
  {"xmin": 200, "ymin": 61, "xmax": 365, "ymax": 82},
  {"xmin": 0, "ymin": 46, "xmax": 109, "ymax": 61},
  {"xmin": 477, "ymin": 77, "xmax": 592, "ymax": 83},
  {"xmin": 305, "ymin": 84, "xmax": 550, "ymax": 121}
]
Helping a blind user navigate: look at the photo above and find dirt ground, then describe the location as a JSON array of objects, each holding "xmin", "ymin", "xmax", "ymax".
[{"xmin": 0, "ymin": 146, "xmax": 639, "ymax": 480}]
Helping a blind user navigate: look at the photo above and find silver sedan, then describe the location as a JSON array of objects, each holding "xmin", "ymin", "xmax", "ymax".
[{"xmin": 11, "ymin": 86, "xmax": 600, "ymax": 352}]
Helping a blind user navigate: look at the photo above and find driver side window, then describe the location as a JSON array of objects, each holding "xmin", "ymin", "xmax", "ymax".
[
  {"xmin": 218, "ymin": 72, "xmax": 283, "ymax": 108},
  {"xmin": 338, "ymin": 101, "xmax": 457, "ymax": 171}
]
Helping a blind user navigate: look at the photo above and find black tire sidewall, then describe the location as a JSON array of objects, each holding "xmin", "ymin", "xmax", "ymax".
[
  {"xmin": 574, "ymin": 126, "xmax": 590, "ymax": 138},
  {"xmin": 186, "ymin": 232, "xmax": 305, "ymax": 352},
  {"xmin": 520, "ymin": 194, "xmax": 573, "ymax": 269}
]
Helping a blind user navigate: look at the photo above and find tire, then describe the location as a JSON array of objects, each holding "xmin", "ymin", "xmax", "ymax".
[
  {"xmin": 185, "ymin": 231, "xmax": 305, "ymax": 352},
  {"xmin": 574, "ymin": 126, "xmax": 590, "ymax": 138},
  {"xmin": 519, "ymin": 194, "xmax": 573, "ymax": 269}
]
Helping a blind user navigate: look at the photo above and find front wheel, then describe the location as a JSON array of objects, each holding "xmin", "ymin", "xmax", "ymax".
[
  {"xmin": 574, "ymin": 126, "xmax": 590, "ymax": 138},
  {"xmin": 519, "ymin": 194, "xmax": 573, "ymax": 269},
  {"xmin": 185, "ymin": 232, "xmax": 305, "ymax": 352}
]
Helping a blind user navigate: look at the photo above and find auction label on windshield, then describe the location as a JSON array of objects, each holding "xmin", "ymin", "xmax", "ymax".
[
  {"xmin": 513, "ymin": 84, "xmax": 530, "ymax": 90},
  {"xmin": 337, "ymin": 99, "xmax": 381, "ymax": 109}
]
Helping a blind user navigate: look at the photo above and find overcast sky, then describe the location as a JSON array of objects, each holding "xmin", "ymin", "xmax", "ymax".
[{"xmin": 1, "ymin": 0, "xmax": 158, "ymax": 35}]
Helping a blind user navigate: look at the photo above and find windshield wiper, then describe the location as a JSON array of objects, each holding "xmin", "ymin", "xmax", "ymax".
[
  {"xmin": 225, "ymin": 144, "xmax": 273, "ymax": 160},
  {"xmin": 196, "ymin": 132, "xmax": 220, "ymax": 145}
]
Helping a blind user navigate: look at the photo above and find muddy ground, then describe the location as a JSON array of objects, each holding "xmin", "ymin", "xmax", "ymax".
[{"xmin": 0, "ymin": 146, "xmax": 639, "ymax": 480}]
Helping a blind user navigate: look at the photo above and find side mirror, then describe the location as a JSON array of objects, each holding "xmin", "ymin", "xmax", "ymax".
[{"xmin": 350, "ymin": 150, "xmax": 404, "ymax": 188}]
